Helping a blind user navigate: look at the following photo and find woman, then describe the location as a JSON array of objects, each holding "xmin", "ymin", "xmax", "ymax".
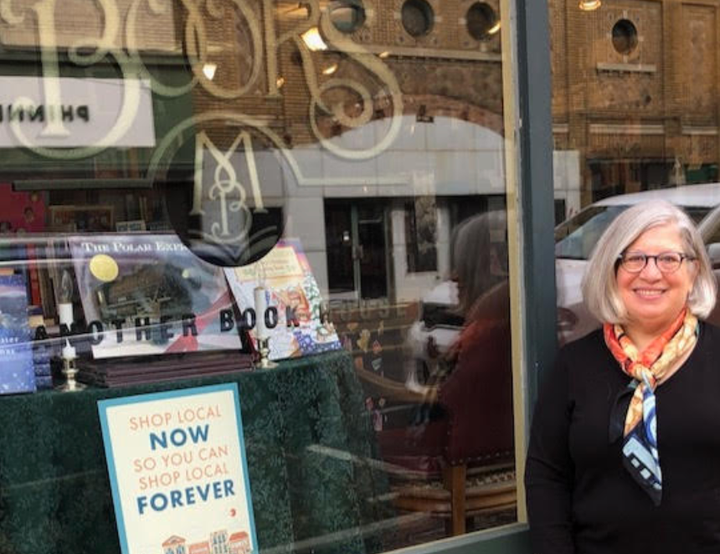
[{"xmin": 526, "ymin": 199, "xmax": 720, "ymax": 553}]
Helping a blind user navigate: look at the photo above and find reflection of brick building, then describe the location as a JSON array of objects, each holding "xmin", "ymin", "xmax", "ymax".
[
  {"xmin": 183, "ymin": 0, "xmax": 509, "ymax": 302},
  {"xmin": 550, "ymin": 0, "xmax": 720, "ymax": 207}
]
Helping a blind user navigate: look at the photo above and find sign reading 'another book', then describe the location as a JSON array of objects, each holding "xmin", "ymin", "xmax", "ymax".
[{"xmin": 98, "ymin": 385, "xmax": 257, "ymax": 554}]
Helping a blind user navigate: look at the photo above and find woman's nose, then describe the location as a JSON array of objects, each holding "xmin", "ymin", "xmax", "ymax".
[{"xmin": 639, "ymin": 257, "xmax": 663, "ymax": 278}]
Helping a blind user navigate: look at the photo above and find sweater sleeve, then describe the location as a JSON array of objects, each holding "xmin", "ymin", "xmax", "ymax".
[{"xmin": 524, "ymin": 349, "xmax": 576, "ymax": 554}]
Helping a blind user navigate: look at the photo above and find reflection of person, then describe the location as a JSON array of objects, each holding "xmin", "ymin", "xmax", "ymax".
[
  {"xmin": 526, "ymin": 200, "xmax": 720, "ymax": 553},
  {"xmin": 450, "ymin": 212, "xmax": 507, "ymax": 315},
  {"xmin": 411, "ymin": 211, "xmax": 513, "ymax": 462}
]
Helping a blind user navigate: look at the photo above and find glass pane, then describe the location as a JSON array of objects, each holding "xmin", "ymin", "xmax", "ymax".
[{"xmin": 0, "ymin": 0, "xmax": 521, "ymax": 552}]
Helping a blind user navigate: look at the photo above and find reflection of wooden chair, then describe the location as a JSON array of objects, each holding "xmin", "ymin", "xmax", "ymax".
[{"xmin": 360, "ymin": 316, "xmax": 515, "ymax": 536}]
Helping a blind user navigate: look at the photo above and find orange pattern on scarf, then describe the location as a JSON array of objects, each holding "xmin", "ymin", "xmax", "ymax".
[{"xmin": 603, "ymin": 309, "xmax": 698, "ymax": 435}]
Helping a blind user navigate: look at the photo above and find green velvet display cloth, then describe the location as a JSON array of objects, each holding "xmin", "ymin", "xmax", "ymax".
[{"xmin": 0, "ymin": 351, "xmax": 391, "ymax": 554}]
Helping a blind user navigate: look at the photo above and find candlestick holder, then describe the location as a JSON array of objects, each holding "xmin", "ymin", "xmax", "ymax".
[
  {"xmin": 56, "ymin": 355, "xmax": 86, "ymax": 392},
  {"xmin": 256, "ymin": 337, "xmax": 278, "ymax": 369}
]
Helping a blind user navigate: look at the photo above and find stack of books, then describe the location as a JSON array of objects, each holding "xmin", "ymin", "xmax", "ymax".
[
  {"xmin": 77, "ymin": 351, "xmax": 255, "ymax": 388},
  {"xmin": 28, "ymin": 306, "xmax": 53, "ymax": 390}
]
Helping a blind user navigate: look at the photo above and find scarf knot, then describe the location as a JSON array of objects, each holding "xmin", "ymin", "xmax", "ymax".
[
  {"xmin": 629, "ymin": 364, "xmax": 656, "ymax": 390},
  {"xmin": 603, "ymin": 309, "xmax": 698, "ymax": 505}
]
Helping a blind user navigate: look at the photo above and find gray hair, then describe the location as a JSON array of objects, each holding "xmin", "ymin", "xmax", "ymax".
[
  {"xmin": 451, "ymin": 211, "xmax": 507, "ymax": 316},
  {"xmin": 582, "ymin": 199, "xmax": 717, "ymax": 323}
]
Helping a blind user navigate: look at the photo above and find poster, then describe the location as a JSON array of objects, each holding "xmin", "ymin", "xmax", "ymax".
[
  {"xmin": 224, "ymin": 239, "xmax": 341, "ymax": 360},
  {"xmin": 67, "ymin": 234, "xmax": 243, "ymax": 358},
  {"xmin": 98, "ymin": 384, "xmax": 257, "ymax": 554}
]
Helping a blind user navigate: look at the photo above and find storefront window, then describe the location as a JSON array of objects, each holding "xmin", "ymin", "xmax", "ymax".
[{"xmin": 0, "ymin": 0, "xmax": 522, "ymax": 552}]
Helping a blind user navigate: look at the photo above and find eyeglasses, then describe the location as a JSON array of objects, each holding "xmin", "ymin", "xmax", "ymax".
[{"xmin": 617, "ymin": 251, "xmax": 696, "ymax": 274}]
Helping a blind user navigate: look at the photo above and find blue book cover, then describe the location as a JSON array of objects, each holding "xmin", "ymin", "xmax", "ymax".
[{"xmin": 0, "ymin": 275, "xmax": 36, "ymax": 394}]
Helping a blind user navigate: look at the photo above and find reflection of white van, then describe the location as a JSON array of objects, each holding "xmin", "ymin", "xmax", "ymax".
[{"xmin": 409, "ymin": 183, "xmax": 720, "ymax": 379}]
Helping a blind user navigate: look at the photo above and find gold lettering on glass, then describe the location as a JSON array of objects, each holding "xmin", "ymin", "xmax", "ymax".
[
  {"xmin": 193, "ymin": 131, "xmax": 262, "ymax": 244},
  {"xmin": 0, "ymin": 0, "xmax": 405, "ymax": 176}
]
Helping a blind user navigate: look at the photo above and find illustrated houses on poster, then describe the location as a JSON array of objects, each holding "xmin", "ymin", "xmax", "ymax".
[
  {"xmin": 224, "ymin": 239, "xmax": 341, "ymax": 360},
  {"xmin": 162, "ymin": 529, "xmax": 251, "ymax": 554}
]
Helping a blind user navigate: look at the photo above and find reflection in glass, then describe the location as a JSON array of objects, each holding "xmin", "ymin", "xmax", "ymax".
[{"xmin": 0, "ymin": 0, "xmax": 517, "ymax": 551}]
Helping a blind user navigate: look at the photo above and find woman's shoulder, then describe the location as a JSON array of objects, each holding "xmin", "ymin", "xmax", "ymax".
[
  {"xmin": 699, "ymin": 320, "xmax": 720, "ymax": 348},
  {"xmin": 701, "ymin": 320, "xmax": 720, "ymax": 334},
  {"xmin": 558, "ymin": 326, "xmax": 606, "ymax": 361}
]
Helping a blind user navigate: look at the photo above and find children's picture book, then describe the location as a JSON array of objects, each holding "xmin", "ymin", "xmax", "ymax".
[
  {"xmin": 224, "ymin": 239, "xmax": 341, "ymax": 360},
  {"xmin": 67, "ymin": 235, "xmax": 244, "ymax": 359},
  {"xmin": 0, "ymin": 274, "xmax": 36, "ymax": 393}
]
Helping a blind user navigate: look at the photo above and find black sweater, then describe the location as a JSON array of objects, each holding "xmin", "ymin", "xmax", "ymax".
[{"xmin": 525, "ymin": 322, "xmax": 720, "ymax": 554}]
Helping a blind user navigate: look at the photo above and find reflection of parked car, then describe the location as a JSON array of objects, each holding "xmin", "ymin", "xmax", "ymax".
[{"xmin": 409, "ymin": 183, "xmax": 720, "ymax": 379}]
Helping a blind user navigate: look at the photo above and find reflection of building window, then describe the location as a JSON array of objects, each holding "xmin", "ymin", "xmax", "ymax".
[
  {"xmin": 405, "ymin": 197, "xmax": 438, "ymax": 273},
  {"xmin": 401, "ymin": 0, "xmax": 434, "ymax": 37},
  {"xmin": 612, "ymin": 19, "xmax": 638, "ymax": 55},
  {"xmin": 329, "ymin": 0, "xmax": 366, "ymax": 33},
  {"xmin": 466, "ymin": 2, "xmax": 499, "ymax": 41}
]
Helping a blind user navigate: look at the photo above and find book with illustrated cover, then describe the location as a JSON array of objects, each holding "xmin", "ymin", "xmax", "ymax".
[
  {"xmin": 224, "ymin": 239, "xmax": 341, "ymax": 360},
  {"xmin": 67, "ymin": 234, "xmax": 244, "ymax": 359},
  {"xmin": 0, "ymin": 275, "xmax": 35, "ymax": 394}
]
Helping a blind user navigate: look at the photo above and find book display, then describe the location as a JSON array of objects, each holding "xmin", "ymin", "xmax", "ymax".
[
  {"xmin": 59, "ymin": 234, "xmax": 258, "ymax": 386},
  {"xmin": 224, "ymin": 239, "xmax": 341, "ymax": 361},
  {"xmin": 67, "ymin": 234, "xmax": 244, "ymax": 359},
  {"xmin": 0, "ymin": 232, "xmax": 344, "ymax": 390}
]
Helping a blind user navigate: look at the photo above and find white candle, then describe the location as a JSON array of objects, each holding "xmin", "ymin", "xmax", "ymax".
[
  {"xmin": 58, "ymin": 302, "xmax": 77, "ymax": 360},
  {"xmin": 254, "ymin": 286, "xmax": 268, "ymax": 339},
  {"xmin": 62, "ymin": 340, "xmax": 76, "ymax": 361},
  {"xmin": 58, "ymin": 303, "xmax": 73, "ymax": 326}
]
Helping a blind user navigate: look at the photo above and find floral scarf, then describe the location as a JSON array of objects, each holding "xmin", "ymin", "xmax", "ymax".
[{"xmin": 603, "ymin": 309, "xmax": 698, "ymax": 505}]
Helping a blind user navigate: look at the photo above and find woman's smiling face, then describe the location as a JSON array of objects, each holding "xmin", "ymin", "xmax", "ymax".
[{"xmin": 616, "ymin": 223, "xmax": 697, "ymax": 334}]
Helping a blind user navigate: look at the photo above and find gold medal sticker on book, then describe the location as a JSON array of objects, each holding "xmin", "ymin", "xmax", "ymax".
[{"xmin": 89, "ymin": 254, "xmax": 119, "ymax": 283}]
